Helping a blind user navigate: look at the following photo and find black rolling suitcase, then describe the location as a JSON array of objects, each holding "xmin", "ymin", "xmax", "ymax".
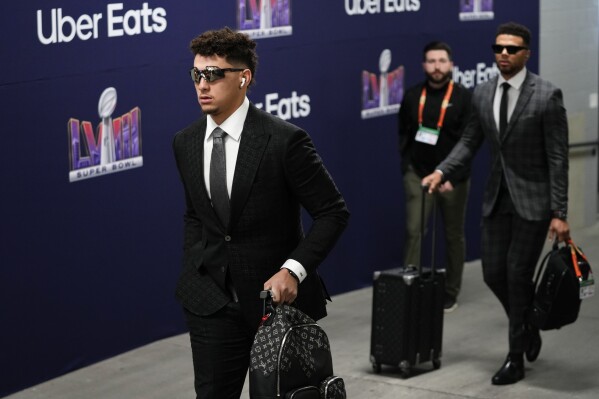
[{"xmin": 370, "ymin": 186, "xmax": 445, "ymax": 377}]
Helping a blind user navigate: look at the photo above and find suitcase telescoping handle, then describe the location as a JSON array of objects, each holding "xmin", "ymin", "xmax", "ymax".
[{"xmin": 420, "ymin": 185, "xmax": 437, "ymax": 279}]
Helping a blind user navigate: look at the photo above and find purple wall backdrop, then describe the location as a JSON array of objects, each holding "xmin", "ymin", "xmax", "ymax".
[{"xmin": 0, "ymin": 0, "xmax": 538, "ymax": 395}]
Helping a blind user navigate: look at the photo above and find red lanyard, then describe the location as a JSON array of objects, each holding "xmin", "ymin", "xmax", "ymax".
[{"xmin": 418, "ymin": 80, "xmax": 455, "ymax": 130}]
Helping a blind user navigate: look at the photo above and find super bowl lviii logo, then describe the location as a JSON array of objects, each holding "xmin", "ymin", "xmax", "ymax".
[
  {"xmin": 238, "ymin": 0, "xmax": 292, "ymax": 39},
  {"xmin": 361, "ymin": 49, "xmax": 404, "ymax": 119},
  {"xmin": 68, "ymin": 87, "xmax": 142, "ymax": 182},
  {"xmin": 459, "ymin": 0, "xmax": 494, "ymax": 21}
]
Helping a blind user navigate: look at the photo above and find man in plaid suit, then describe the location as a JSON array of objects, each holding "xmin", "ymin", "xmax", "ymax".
[{"xmin": 423, "ymin": 22, "xmax": 571, "ymax": 385}]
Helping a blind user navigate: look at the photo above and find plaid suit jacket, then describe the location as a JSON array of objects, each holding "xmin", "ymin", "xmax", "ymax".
[
  {"xmin": 438, "ymin": 71, "xmax": 569, "ymax": 221},
  {"xmin": 173, "ymin": 104, "xmax": 349, "ymax": 327}
]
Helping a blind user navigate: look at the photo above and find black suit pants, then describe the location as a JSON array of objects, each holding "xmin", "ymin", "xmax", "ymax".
[
  {"xmin": 184, "ymin": 302, "xmax": 255, "ymax": 399},
  {"xmin": 481, "ymin": 191, "xmax": 549, "ymax": 354}
]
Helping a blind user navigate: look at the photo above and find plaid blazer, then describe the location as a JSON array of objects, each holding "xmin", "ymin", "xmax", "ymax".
[
  {"xmin": 173, "ymin": 104, "xmax": 349, "ymax": 328},
  {"xmin": 439, "ymin": 71, "xmax": 569, "ymax": 221}
]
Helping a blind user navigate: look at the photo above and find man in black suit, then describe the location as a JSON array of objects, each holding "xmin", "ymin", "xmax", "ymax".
[
  {"xmin": 173, "ymin": 28, "xmax": 349, "ymax": 398},
  {"xmin": 423, "ymin": 22, "xmax": 570, "ymax": 385}
]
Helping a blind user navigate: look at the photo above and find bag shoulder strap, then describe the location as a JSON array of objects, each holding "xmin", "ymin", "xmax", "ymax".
[{"xmin": 534, "ymin": 243, "xmax": 557, "ymax": 287}]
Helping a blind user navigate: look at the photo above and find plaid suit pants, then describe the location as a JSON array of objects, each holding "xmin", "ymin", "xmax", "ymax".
[{"xmin": 481, "ymin": 187, "xmax": 550, "ymax": 353}]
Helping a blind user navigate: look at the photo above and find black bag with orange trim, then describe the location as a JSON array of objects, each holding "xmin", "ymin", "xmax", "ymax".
[{"xmin": 530, "ymin": 239, "xmax": 594, "ymax": 330}]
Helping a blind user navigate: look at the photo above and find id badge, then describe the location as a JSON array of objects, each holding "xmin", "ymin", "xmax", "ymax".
[
  {"xmin": 415, "ymin": 126, "xmax": 440, "ymax": 145},
  {"xmin": 580, "ymin": 270, "xmax": 595, "ymax": 299}
]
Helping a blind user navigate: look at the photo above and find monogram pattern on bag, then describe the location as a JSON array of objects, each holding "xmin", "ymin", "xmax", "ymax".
[
  {"xmin": 319, "ymin": 376, "xmax": 346, "ymax": 399},
  {"xmin": 249, "ymin": 305, "xmax": 330, "ymax": 378}
]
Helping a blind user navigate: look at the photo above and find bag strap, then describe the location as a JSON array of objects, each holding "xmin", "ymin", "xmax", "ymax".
[
  {"xmin": 534, "ymin": 241, "xmax": 557, "ymax": 287},
  {"xmin": 567, "ymin": 239, "xmax": 584, "ymax": 280},
  {"xmin": 259, "ymin": 290, "xmax": 276, "ymax": 320},
  {"xmin": 258, "ymin": 290, "xmax": 301, "ymax": 326},
  {"xmin": 568, "ymin": 238, "xmax": 589, "ymax": 263}
]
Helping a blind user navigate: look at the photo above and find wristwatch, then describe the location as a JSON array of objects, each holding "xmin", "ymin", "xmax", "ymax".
[{"xmin": 552, "ymin": 210, "xmax": 567, "ymax": 221}]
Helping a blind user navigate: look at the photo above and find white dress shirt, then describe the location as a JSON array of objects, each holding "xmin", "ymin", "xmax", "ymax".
[
  {"xmin": 203, "ymin": 97, "xmax": 307, "ymax": 283},
  {"xmin": 493, "ymin": 67, "xmax": 527, "ymax": 132}
]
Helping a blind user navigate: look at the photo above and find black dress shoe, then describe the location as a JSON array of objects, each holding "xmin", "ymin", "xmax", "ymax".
[
  {"xmin": 526, "ymin": 327, "xmax": 542, "ymax": 362},
  {"xmin": 492, "ymin": 355, "xmax": 525, "ymax": 385}
]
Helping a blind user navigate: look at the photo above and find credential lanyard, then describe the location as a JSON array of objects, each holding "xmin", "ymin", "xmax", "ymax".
[{"xmin": 418, "ymin": 80, "xmax": 455, "ymax": 131}]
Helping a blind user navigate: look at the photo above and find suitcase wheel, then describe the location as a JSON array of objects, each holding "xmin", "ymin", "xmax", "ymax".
[
  {"xmin": 433, "ymin": 358, "xmax": 441, "ymax": 370},
  {"xmin": 399, "ymin": 361, "xmax": 411, "ymax": 378},
  {"xmin": 372, "ymin": 362, "xmax": 381, "ymax": 374}
]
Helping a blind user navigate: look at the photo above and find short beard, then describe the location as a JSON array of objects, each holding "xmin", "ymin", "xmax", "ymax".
[
  {"xmin": 425, "ymin": 70, "xmax": 452, "ymax": 86},
  {"xmin": 498, "ymin": 64, "xmax": 517, "ymax": 77}
]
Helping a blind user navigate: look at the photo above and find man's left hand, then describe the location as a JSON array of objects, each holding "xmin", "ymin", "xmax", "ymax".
[
  {"xmin": 438, "ymin": 181, "xmax": 454, "ymax": 193},
  {"xmin": 264, "ymin": 269, "xmax": 298, "ymax": 305},
  {"xmin": 548, "ymin": 218, "xmax": 570, "ymax": 242}
]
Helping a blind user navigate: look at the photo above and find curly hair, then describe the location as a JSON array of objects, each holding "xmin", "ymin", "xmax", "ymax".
[
  {"xmin": 496, "ymin": 22, "xmax": 531, "ymax": 47},
  {"xmin": 189, "ymin": 27, "xmax": 258, "ymax": 86}
]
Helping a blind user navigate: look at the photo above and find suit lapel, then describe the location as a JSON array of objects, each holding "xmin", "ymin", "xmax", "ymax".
[
  {"xmin": 481, "ymin": 77, "xmax": 501, "ymax": 142},
  {"xmin": 229, "ymin": 105, "xmax": 270, "ymax": 228},
  {"xmin": 502, "ymin": 71, "xmax": 534, "ymax": 142},
  {"xmin": 187, "ymin": 118, "xmax": 213, "ymax": 211}
]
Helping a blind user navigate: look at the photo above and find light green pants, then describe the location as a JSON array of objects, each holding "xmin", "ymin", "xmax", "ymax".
[{"xmin": 403, "ymin": 169, "xmax": 470, "ymax": 299}]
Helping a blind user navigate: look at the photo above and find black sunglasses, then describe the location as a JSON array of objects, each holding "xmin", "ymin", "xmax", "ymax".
[
  {"xmin": 491, "ymin": 44, "xmax": 528, "ymax": 55},
  {"xmin": 189, "ymin": 66, "xmax": 245, "ymax": 83}
]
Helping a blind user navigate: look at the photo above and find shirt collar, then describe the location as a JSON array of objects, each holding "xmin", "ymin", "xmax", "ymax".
[
  {"xmin": 498, "ymin": 67, "xmax": 527, "ymax": 91},
  {"xmin": 206, "ymin": 97, "xmax": 250, "ymax": 142}
]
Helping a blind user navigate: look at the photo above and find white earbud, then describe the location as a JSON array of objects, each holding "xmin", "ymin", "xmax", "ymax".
[{"xmin": 240, "ymin": 78, "xmax": 246, "ymax": 88}]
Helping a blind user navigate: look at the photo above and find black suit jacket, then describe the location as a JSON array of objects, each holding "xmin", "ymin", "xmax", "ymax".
[
  {"xmin": 439, "ymin": 71, "xmax": 569, "ymax": 221},
  {"xmin": 173, "ymin": 104, "xmax": 349, "ymax": 328}
]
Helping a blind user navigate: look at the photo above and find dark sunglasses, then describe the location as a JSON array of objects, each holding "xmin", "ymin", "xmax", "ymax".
[
  {"xmin": 189, "ymin": 66, "xmax": 245, "ymax": 83},
  {"xmin": 491, "ymin": 44, "xmax": 528, "ymax": 55}
]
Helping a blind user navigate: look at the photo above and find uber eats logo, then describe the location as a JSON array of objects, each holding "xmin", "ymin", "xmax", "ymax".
[{"xmin": 36, "ymin": 2, "xmax": 167, "ymax": 44}]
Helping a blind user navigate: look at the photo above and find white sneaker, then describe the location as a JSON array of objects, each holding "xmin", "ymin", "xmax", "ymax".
[{"xmin": 444, "ymin": 297, "xmax": 458, "ymax": 313}]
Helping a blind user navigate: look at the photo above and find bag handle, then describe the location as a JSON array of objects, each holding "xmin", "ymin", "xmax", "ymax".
[
  {"xmin": 535, "ymin": 239, "xmax": 585, "ymax": 287},
  {"xmin": 567, "ymin": 238, "xmax": 589, "ymax": 263},
  {"xmin": 259, "ymin": 290, "xmax": 276, "ymax": 321},
  {"xmin": 567, "ymin": 239, "xmax": 585, "ymax": 280},
  {"xmin": 419, "ymin": 185, "xmax": 436, "ymax": 280}
]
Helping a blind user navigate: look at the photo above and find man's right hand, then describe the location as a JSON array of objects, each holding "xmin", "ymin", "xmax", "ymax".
[
  {"xmin": 263, "ymin": 269, "xmax": 298, "ymax": 305},
  {"xmin": 421, "ymin": 170, "xmax": 444, "ymax": 193}
]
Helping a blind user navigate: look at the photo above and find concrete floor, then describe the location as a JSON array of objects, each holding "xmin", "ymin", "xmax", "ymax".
[{"xmin": 6, "ymin": 222, "xmax": 599, "ymax": 399}]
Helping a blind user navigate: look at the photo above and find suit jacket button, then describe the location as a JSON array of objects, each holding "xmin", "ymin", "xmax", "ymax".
[{"xmin": 224, "ymin": 235, "xmax": 231, "ymax": 242}]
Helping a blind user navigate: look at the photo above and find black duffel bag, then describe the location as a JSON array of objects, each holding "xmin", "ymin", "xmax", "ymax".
[
  {"xmin": 530, "ymin": 239, "xmax": 592, "ymax": 330},
  {"xmin": 249, "ymin": 290, "xmax": 346, "ymax": 399}
]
